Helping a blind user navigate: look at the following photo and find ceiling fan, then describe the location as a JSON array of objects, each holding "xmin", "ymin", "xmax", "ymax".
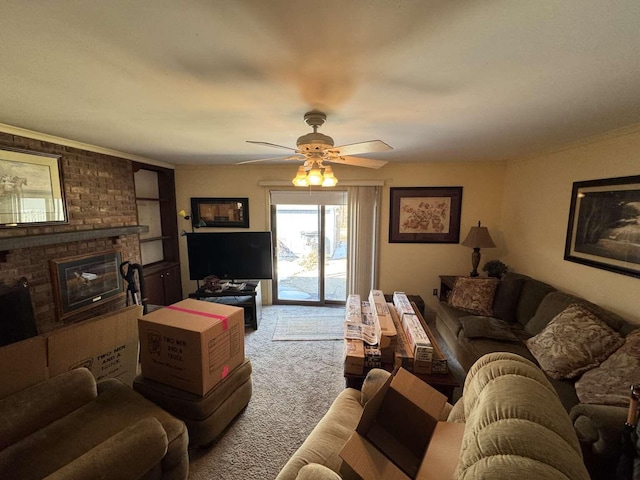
[{"xmin": 239, "ymin": 110, "xmax": 392, "ymax": 171}]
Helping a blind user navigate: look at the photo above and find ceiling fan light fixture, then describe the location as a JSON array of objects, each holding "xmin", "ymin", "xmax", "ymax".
[
  {"xmin": 321, "ymin": 165, "xmax": 338, "ymax": 187},
  {"xmin": 307, "ymin": 164, "xmax": 324, "ymax": 185},
  {"xmin": 292, "ymin": 166, "xmax": 309, "ymax": 186}
]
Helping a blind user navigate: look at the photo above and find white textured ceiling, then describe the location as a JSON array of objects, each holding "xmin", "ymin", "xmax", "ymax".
[{"xmin": 1, "ymin": 1, "xmax": 639, "ymax": 166}]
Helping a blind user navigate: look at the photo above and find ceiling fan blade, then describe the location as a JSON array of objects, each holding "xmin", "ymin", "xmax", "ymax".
[
  {"xmin": 330, "ymin": 140, "xmax": 392, "ymax": 156},
  {"xmin": 246, "ymin": 140, "xmax": 298, "ymax": 152},
  {"xmin": 236, "ymin": 155, "xmax": 303, "ymax": 165},
  {"xmin": 327, "ymin": 155, "xmax": 388, "ymax": 169}
]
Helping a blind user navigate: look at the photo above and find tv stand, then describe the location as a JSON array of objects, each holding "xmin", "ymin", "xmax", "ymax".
[{"xmin": 188, "ymin": 281, "xmax": 262, "ymax": 330}]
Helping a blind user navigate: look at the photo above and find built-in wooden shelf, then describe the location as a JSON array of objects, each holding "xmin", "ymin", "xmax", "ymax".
[{"xmin": 0, "ymin": 225, "xmax": 149, "ymax": 258}]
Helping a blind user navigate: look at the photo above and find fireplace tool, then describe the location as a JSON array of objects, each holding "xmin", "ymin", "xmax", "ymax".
[{"xmin": 119, "ymin": 261, "xmax": 146, "ymax": 312}]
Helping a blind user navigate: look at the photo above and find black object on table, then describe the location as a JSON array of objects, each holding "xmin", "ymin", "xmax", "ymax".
[{"xmin": 189, "ymin": 281, "xmax": 262, "ymax": 329}]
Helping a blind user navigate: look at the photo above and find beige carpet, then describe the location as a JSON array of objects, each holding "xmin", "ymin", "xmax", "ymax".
[
  {"xmin": 187, "ymin": 304, "xmax": 346, "ymax": 480},
  {"xmin": 272, "ymin": 315, "xmax": 345, "ymax": 341}
]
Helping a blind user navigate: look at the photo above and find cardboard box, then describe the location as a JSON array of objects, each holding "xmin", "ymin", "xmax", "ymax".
[
  {"xmin": 138, "ymin": 299, "xmax": 244, "ymax": 396},
  {"xmin": 368, "ymin": 290, "xmax": 397, "ymax": 346},
  {"xmin": 346, "ymin": 294, "xmax": 362, "ymax": 322},
  {"xmin": 344, "ymin": 338, "xmax": 365, "ymax": 375},
  {"xmin": 401, "ymin": 314, "xmax": 433, "ymax": 373},
  {"xmin": 392, "ymin": 291, "xmax": 415, "ymax": 318},
  {"xmin": 339, "ymin": 368, "xmax": 464, "ymax": 480},
  {"xmin": 0, "ymin": 336, "xmax": 48, "ymax": 398},
  {"xmin": 368, "ymin": 291, "xmax": 397, "ymax": 364},
  {"xmin": 364, "ymin": 345, "xmax": 382, "ymax": 369},
  {"xmin": 47, "ymin": 305, "xmax": 141, "ymax": 387},
  {"xmin": 389, "ymin": 304, "xmax": 414, "ymax": 371},
  {"xmin": 411, "ymin": 308, "xmax": 449, "ymax": 375}
]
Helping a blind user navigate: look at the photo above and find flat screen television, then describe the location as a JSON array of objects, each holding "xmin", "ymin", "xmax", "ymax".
[{"xmin": 186, "ymin": 232, "xmax": 274, "ymax": 281}]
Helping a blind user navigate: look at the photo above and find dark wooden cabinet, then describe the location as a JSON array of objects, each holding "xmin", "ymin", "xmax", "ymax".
[
  {"xmin": 143, "ymin": 262, "xmax": 182, "ymax": 306},
  {"xmin": 133, "ymin": 162, "xmax": 182, "ymax": 309}
]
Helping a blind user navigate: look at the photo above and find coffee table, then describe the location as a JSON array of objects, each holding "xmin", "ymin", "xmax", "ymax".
[
  {"xmin": 344, "ymin": 369, "xmax": 459, "ymax": 403},
  {"xmin": 343, "ymin": 301, "xmax": 461, "ymax": 402}
]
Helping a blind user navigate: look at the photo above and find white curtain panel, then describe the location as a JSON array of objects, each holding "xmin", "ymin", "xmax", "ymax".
[{"xmin": 347, "ymin": 186, "xmax": 381, "ymax": 298}]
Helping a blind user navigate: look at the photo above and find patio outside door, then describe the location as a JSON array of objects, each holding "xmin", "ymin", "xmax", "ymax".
[{"xmin": 270, "ymin": 190, "xmax": 347, "ymax": 305}]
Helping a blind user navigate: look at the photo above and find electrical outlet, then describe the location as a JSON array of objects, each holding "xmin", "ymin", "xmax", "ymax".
[{"xmin": 432, "ymin": 288, "xmax": 438, "ymax": 296}]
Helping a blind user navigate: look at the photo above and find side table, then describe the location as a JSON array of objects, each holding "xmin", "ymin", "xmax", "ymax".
[
  {"xmin": 438, "ymin": 275, "xmax": 458, "ymax": 302},
  {"xmin": 188, "ymin": 282, "xmax": 262, "ymax": 329}
]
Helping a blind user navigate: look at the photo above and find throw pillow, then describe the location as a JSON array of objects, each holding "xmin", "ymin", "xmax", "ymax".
[
  {"xmin": 491, "ymin": 278, "xmax": 524, "ymax": 323},
  {"xmin": 448, "ymin": 277, "xmax": 499, "ymax": 317},
  {"xmin": 575, "ymin": 329, "xmax": 640, "ymax": 406},
  {"xmin": 460, "ymin": 316, "xmax": 519, "ymax": 342},
  {"xmin": 525, "ymin": 303, "xmax": 625, "ymax": 380}
]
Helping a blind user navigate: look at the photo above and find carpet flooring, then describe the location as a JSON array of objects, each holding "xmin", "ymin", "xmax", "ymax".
[
  {"xmin": 272, "ymin": 315, "xmax": 345, "ymax": 341},
  {"xmin": 187, "ymin": 304, "xmax": 346, "ymax": 480}
]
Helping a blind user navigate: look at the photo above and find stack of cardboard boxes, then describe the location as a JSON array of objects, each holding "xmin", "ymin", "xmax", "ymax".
[
  {"xmin": 0, "ymin": 305, "xmax": 143, "ymax": 398},
  {"xmin": 344, "ymin": 291, "xmax": 448, "ymax": 377},
  {"xmin": 137, "ymin": 298, "xmax": 245, "ymax": 396}
]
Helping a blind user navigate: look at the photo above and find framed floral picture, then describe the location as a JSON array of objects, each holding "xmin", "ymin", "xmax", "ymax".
[{"xmin": 389, "ymin": 186, "xmax": 463, "ymax": 243}]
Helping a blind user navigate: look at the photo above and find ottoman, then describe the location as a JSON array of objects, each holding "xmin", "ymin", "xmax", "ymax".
[{"xmin": 133, "ymin": 358, "xmax": 252, "ymax": 447}]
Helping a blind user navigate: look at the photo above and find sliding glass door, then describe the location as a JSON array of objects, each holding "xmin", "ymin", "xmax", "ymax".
[{"xmin": 270, "ymin": 191, "xmax": 347, "ymax": 305}]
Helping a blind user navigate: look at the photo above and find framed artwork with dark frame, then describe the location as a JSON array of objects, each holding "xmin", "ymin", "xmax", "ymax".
[
  {"xmin": 564, "ymin": 175, "xmax": 640, "ymax": 279},
  {"xmin": 0, "ymin": 146, "xmax": 67, "ymax": 227},
  {"xmin": 191, "ymin": 197, "xmax": 249, "ymax": 228},
  {"xmin": 50, "ymin": 250, "xmax": 125, "ymax": 320},
  {"xmin": 389, "ymin": 186, "xmax": 463, "ymax": 243}
]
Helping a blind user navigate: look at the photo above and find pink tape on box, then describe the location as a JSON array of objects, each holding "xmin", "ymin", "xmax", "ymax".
[{"xmin": 165, "ymin": 305, "xmax": 229, "ymax": 330}]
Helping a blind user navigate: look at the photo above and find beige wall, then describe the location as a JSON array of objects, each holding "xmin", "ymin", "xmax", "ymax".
[
  {"xmin": 501, "ymin": 125, "xmax": 640, "ymax": 324},
  {"xmin": 175, "ymin": 161, "xmax": 507, "ymax": 311}
]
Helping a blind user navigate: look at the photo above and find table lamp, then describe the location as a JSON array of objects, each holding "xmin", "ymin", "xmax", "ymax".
[{"xmin": 461, "ymin": 221, "xmax": 496, "ymax": 277}]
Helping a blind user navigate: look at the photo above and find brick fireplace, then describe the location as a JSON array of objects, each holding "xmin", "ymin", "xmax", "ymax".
[{"xmin": 0, "ymin": 132, "xmax": 142, "ymax": 333}]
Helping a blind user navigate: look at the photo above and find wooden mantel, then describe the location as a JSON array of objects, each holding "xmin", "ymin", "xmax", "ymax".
[{"xmin": 0, "ymin": 225, "xmax": 149, "ymax": 261}]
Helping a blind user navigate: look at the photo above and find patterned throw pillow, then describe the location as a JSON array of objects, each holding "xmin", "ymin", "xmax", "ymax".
[
  {"xmin": 525, "ymin": 303, "xmax": 624, "ymax": 380},
  {"xmin": 575, "ymin": 329, "xmax": 640, "ymax": 406},
  {"xmin": 448, "ymin": 277, "xmax": 499, "ymax": 316}
]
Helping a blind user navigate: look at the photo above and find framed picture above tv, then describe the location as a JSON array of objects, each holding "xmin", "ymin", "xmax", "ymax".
[
  {"xmin": 564, "ymin": 174, "xmax": 640, "ymax": 278},
  {"xmin": 191, "ymin": 197, "xmax": 249, "ymax": 228}
]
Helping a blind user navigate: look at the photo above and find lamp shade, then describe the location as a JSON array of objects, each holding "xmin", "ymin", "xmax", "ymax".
[
  {"xmin": 461, "ymin": 222, "xmax": 496, "ymax": 248},
  {"xmin": 307, "ymin": 166, "xmax": 324, "ymax": 185},
  {"xmin": 292, "ymin": 166, "xmax": 309, "ymax": 186},
  {"xmin": 321, "ymin": 165, "xmax": 338, "ymax": 187}
]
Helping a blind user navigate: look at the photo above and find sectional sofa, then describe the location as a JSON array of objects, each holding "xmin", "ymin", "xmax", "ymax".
[
  {"xmin": 276, "ymin": 353, "xmax": 590, "ymax": 480},
  {"xmin": 435, "ymin": 272, "xmax": 637, "ymax": 479},
  {"xmin": 0, "ymin": 367, "xmax": 189, "ymax": 479}
]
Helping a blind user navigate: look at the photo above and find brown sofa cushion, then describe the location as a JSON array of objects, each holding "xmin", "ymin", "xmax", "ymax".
[
  {"xmin": 0, "ymin": 368, "xmax": 97, "ymax": 451},
  {"xmin": 448, "ymin": 277, "xmax": 499, "ymax": 316},
  {"xmin": 526, "ymin": 304, "xmax": 624, "ymax": 380},
  {"xmin": 460, "ymin": 316, "xmax": 519, "ymax": 342},
  {"xmin": 526, "ymin": 290, "xmax": 633, "ymax": 337},
  {"xmin": 514, "ymin": 277, "xmax": 555, "ymax": 326},
  {"xmin": 491, "ymin": 278, "xmax": 524, "ymax": 323},
  {"xmin": 575, "ymin": 328, "xmax": 640, "ymax": 407}
]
